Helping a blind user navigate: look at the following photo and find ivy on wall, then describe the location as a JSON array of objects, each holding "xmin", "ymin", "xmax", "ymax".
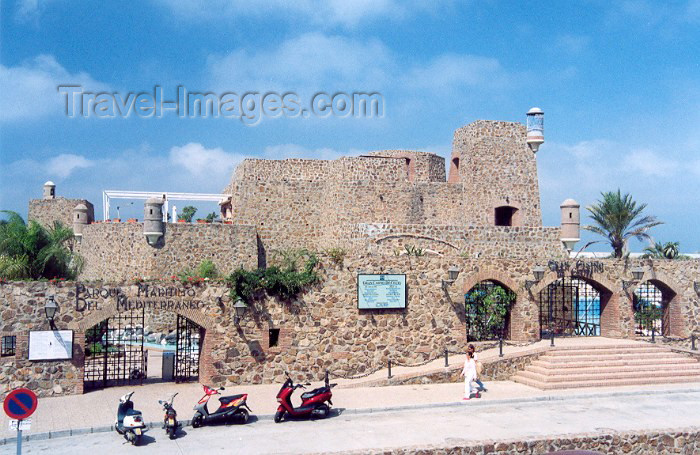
[{"xmin": 227, "ymin": 249, "xmax": 320, "ymax": 301}]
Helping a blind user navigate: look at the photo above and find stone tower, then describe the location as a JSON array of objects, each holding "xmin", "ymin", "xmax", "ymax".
[
  {"xmin": 560, "ymin": 198, "xmax": 580, "ymax": 252},
  {"xmin": 449, "ymin": 120, "xmax": 542, "ymax": 227}
]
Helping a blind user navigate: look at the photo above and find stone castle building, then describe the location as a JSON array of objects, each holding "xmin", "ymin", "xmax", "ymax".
[{"xmin": 4, "ymin": 112, "xmax": 699, "ymax": 397}]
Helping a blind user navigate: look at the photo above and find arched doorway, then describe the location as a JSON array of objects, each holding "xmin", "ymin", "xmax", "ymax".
[
  {"xmin": 84, "ymin": 308, "xmax": 146, "ymax": 390},
  {"xmin": 633, "ymin": 281, "xmax": 671, "ymax": 336},
  {"xmin": 539, "ymin": 277, "xmax": 604, "ymax": 337},
  {"xmin": 465, "ymin": 280, "xmax": 516, "ymax": 341},
  {"xmin": 83, "ymin": 309, "xmax": 204, "ymax": 390}
]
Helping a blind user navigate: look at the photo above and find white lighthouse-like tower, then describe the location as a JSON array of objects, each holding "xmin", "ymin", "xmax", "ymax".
[{"xmin": 526, "ymin": 107, "xmax": 544, "ymax": 153}]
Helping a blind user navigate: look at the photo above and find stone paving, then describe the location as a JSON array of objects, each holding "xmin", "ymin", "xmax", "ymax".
[{"xmin": 1, "ymin": 338, "xmax": 699, "ymax": 441}]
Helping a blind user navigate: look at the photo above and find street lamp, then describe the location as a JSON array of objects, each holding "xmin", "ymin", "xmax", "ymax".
[
  {"xmin": 525, "ymin": 266, "xmax": 546, "ymax": 290},
  {"xmin": 45, "ymin": 295, "xmax": 58, "ymax": 328},
  {"xmin": 233, "ymin": 299, "xmax": 248, "ymax": 325},
  {"xmin": 442, "ymin": 266, "xmax": 461, "ymax": 290},
  {"xmin": 631, "ymin": 266, "xmax": 644, "ymax": 281}
]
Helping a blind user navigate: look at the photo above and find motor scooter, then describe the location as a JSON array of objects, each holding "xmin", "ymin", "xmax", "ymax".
[
  {"xmin": 191, "ymin": 385, "xmax": 252, "ymax": 428},
  {"xmin": 159, "ymin": 392, "xmax": 180, "ymax": 439},
  {"xmin": 274, "ymin": 373, "xmax": 336, "ymax": 423},
  {"xmin": 115, "ymin": 391, "xmax": 147, "ymax": 445}
]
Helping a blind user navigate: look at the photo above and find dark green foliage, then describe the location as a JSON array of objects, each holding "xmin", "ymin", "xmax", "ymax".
[
  {"xmin": 0, "ymin": 210, "xmax": 82, "ymax": 280},
  {"xmin": 584, "ymin": 189, "xmax": 662, "ymax": 258},
  {"xmin": 642, "ymin": 241, "xmax": 680, "ymax": 259},
  {"xmin": 178, "ymin": 206, "xmax": 197, "ymax": 222},
  {"xmin": 227, "ymin": 249, "xmax": 320, "ymax": 301},
  {"xmin": 205, "ymin": 212, "xmax": 218, "ymax": 223}
]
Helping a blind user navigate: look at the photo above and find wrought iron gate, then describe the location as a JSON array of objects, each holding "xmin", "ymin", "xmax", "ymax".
[
  {"xmin": 174, "ymin": 315, "xmax": 203, "ymax": 382},
  {"xmin": 633, "ymin": 282, "xmax": 666, "ymax": 336},
  {"xmin": 539, "ymin": 278, "xmax": 601, "ymax": 338},
  {"xmin": 84, "ymin": 308, "xmax": 146, "ymax": 390},
  {"xmin": 465, "ymin": 281, "xmax": 515, "ymax": 341}
]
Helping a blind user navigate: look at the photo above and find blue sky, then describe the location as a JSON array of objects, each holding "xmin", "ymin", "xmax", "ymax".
[{"xmin": 2, "ymin": 0, "xmax": 700, "ymax": 251}]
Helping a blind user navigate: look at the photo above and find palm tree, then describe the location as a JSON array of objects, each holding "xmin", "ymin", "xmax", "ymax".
[
  {"xmin": 0, "ymin": 210, "xmax": 83, "ymax": 279},
  {"xmin": 583, "ymin": 190, "xmax": 663, "ymax": 258},
  {"xmin": 642, "ymin": 241, "xmax": 680, "ymax": 259}
]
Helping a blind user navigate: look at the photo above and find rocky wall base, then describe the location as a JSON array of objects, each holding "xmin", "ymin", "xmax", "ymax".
[{"xmin": 317, "ymin": 427, "xmax": 700, "ymax": 454}]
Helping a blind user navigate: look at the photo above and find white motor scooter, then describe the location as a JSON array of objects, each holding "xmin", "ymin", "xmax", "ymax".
[{"xmin": 115, "ymin": 391, "xmax": 147, "ymax": 445}]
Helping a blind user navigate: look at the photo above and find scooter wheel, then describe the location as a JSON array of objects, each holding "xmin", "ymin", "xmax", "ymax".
[
  {"xmin": 314, "ymin": 404, "xmax": 330, "ymax": 419},
  {"xmin": 236, "ymin": 409, "xmax": 249, "ymax": 424},
  {"xmin": 132, "ymin": 434, "xmax": 141, "ymax": 446},
  {"xmin": 274, "ymin": 410, "xmax": 285, "ymax": 423},
  {"xmin": 168, "ymin": 426, "xmax": 177, "ymax": 440},
  {"xmin": 192, "ymin": 412, "xmax": 203, "ymax": 428}
]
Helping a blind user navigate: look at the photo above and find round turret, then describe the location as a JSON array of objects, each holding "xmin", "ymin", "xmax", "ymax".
[
  {"xmin": 43, "ymin": 181, "xmax": 56, "ymax": 199},
  {"xmin": 143, "ymin": 198, "xmax": 164, "ymax": 246},
  {"xmin": 560, "ymin": 198, "xmax": 580, "ymax": 252},
  {"xmin": 73, "ymin": 203, "xmax": 89, "ymax": 237},
  {"xmin": 526, "ymin": 107, "xmax": 544, "ymax": 153}
]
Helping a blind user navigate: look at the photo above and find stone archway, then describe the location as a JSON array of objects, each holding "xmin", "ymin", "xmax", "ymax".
[
  {"xmin": 70, "ymin": 298, "xmax": 218, "ymax": 393},
  {"xmin": 533, "ymin": 273, "xmax": 617, "ymax": 339},
  {"xmin": 628, "ymin": 271, "xmax": 685, "ymax": 337},
  {"xmin": 461, "ymin": 269, "xmax": 530, "ymax": 341}
]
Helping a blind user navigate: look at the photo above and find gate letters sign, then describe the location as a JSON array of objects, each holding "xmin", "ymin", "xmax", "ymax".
[
  {"xmin": 548, "ymin": 260, "xmax": 604, "ymax": 278},
  {"xmin": 75, "ymin": 283, "xmax": 211, "ymax": 313}
]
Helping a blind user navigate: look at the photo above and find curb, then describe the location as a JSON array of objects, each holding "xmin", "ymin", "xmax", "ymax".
[{"xmin": 2, "ymin": 386, "xmax": 700, "ymax": 445}]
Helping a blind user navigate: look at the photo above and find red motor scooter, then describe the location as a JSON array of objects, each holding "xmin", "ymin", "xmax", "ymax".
[{"xmin": 274, "ymin": 373, "xmax": 336, "ymax": 423}]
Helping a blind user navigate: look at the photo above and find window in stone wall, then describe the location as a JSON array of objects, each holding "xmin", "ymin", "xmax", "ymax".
[
  {"xmin": 495, "ymin": 206, "xmax": 517, "ymax": 226},
  {"xmin": 1, "ymin": 336, "xmax": 16, "ymax": 357},
  {"xmin": 268, "ymin": 329, "xmax": 280, "ymax": 348}
]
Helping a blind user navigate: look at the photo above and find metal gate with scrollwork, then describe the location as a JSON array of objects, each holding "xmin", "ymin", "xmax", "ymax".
[
  {"xmin": 84, "ymin": 308, "xmax": 146, "ymax": 390},
  {"xmin": 633, "ymin": 281, "xmax": 667, "ymax": 336},
  {"xmin": 174, "ymin": 315, "xmax": 203, "ymax": 382},
  {"xmin": 465, "ymin": 281, "xmax": 515, "ymax": 341},
  {"xmin": 539, "ymin": 278, "xmax": 601, "ymax": 338}
]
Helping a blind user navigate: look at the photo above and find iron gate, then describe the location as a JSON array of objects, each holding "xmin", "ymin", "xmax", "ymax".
[
  {"xmin": 84, "ymin": 308, "xmax": 146, "ymax": 390},
  {"xmin": 174, "ymin": 314, "xmax": 203, "ymax": 382},
  {"xmin": 539, "ymin": 277, "xmax": 601, "ymax": 338},
  {"xmin": 633, "ymin": 281, "xmax": 667, "ymax": 336},
  {"xmin": 465, "ymin": 281, "xmax": 515, "ymax": 341}
]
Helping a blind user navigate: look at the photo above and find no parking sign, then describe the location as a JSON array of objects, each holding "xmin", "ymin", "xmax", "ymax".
[{"xmin": 3, "ymin": 388, "xmax": 38, "ymax": 420}]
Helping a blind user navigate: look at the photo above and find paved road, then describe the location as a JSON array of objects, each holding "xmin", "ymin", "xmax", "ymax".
[{"xmin": 5, "ymin": 390, "xmax": 700, "ymax": 454}]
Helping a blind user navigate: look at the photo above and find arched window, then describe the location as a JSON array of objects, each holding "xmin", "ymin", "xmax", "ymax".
[{"xmin": 465, "ymin": 281, "xmax": 516, "ymax": 341}]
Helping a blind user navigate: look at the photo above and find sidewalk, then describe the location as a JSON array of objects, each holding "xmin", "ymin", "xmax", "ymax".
[{"xmin": 1, "ymin": 337, "xmax": 697, "ymax": 441}]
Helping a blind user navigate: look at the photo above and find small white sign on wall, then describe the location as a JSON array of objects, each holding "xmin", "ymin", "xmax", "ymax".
[
  {"xmin": 9, "ymin": 419, "xmax": 31, "ymax": 431},
  {"xmin": 28, "ymin": 330, "xmax": 73, "ymax": 361}
]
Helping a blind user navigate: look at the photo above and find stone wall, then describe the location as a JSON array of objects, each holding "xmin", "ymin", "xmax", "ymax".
[
  {"xmin": 317, "ymin": 428, "xmax": 700, "ymax": 454},
  {"xmin": 28, "ymin": 198, "xmax": 94, "ymax": 228},
  {"xmin": 2, "ymin": 257, "xmax": 700, "ymax": 397},
  {"xmin": 454, "ymin": 120, "xmax": 543, "ymax": 227},
  {"xmin": 77, "ymin": 223, "xmax": 258, "ymax": 281},
  {"xmin": 342, "ymin": 223, "xmax": 567, "ymax": 258}
]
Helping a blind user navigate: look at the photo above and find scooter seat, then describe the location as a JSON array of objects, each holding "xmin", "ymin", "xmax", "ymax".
[
  {"xmin": 301, "ymin": 387, "xmax": 328, "ymax": 400},
  {"xmin": 126, "ymin": 409, "xmax": 141, "ymax": 416},
  {"xmin": 218, "ymin": 394, "xmax": 244, "ymax": 404}
]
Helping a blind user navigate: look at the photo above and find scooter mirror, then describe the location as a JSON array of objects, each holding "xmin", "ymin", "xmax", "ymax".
[
  {"xmin": 304, "ymin": 382, "xmax": 311, "ymax": 386},
  {"xmin": 219, "ymin": 387, "xmax": 225, "ymax": 390}
]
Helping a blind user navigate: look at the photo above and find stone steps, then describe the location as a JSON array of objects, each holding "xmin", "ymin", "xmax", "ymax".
[{"xmin": 512, "ymin": 343, "xmax": 700, "ymax": 390}]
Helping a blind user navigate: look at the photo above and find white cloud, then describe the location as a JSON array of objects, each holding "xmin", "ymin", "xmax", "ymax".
[
  {"xmin": 555, "ymin": 34, "xmax": 590, "ymax": 54},
  {"xmin": 154, "ymin": 0, "xmax": 438, "ymax": 28},
  {"xmin": 47, "ymin": 154, "xmax": 95, "ymax": 178},
  {"xmin": 207, "ymin": 33, "xmax": 393, "ymax": 93},
  {"xmin": 622, "ymin": 149, "xmax": 679, "ymax": 177},
  {"xmin": 169, "ymin": 143, "xmax": 244, "ymax": 179},
  {"xmin": 403, "ymin": 54, "xmax": 510, "ymax": 92},
  {"xmin": 0, "ymin": 55, "xmax": 109, "ymax": 122}
]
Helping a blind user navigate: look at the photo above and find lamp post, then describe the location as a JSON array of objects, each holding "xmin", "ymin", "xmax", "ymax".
[
  {"xmin": 525, "ymin": 266, "xmax": 546, "ymax": 290},
  {"xmin": 233, "ymin": 299, "xmax": 248, "ymax": 325},
  {"xmin": 442, "ymin": 266, "xmax": 461, "ymax": 290},
  {"xmin": 45, "ymin": 295, "xmax": 58, "ymax": 329}
]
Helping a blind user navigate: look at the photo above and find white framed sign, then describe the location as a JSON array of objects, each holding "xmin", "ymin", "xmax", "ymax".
[
  {"xmin": 28, "ymin": 330, "xmax": 73, "ymax": 361},
  {"xmin": 357, "ymin": 274, "xmax": 406, "ymax": 309},
  {"xmin": 9, "ymin": 419, "xmax": 31, "ymax": 431}
]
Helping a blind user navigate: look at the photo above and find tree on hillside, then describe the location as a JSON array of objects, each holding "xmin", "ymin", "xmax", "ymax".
[
  {"xmin": 0, "ymin": 210, "xmax": 83, "ymax": 279},
  {"xmin": 178, "ymin": 206, "xmax": 197, "ymax": 222},
  {"xmin": 642, "ymin": 241, "xmax": 680, "ymax": 259},
  {"xmin": 583, "ymin": 190, "xmax": 663, "ymax": 258}
]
